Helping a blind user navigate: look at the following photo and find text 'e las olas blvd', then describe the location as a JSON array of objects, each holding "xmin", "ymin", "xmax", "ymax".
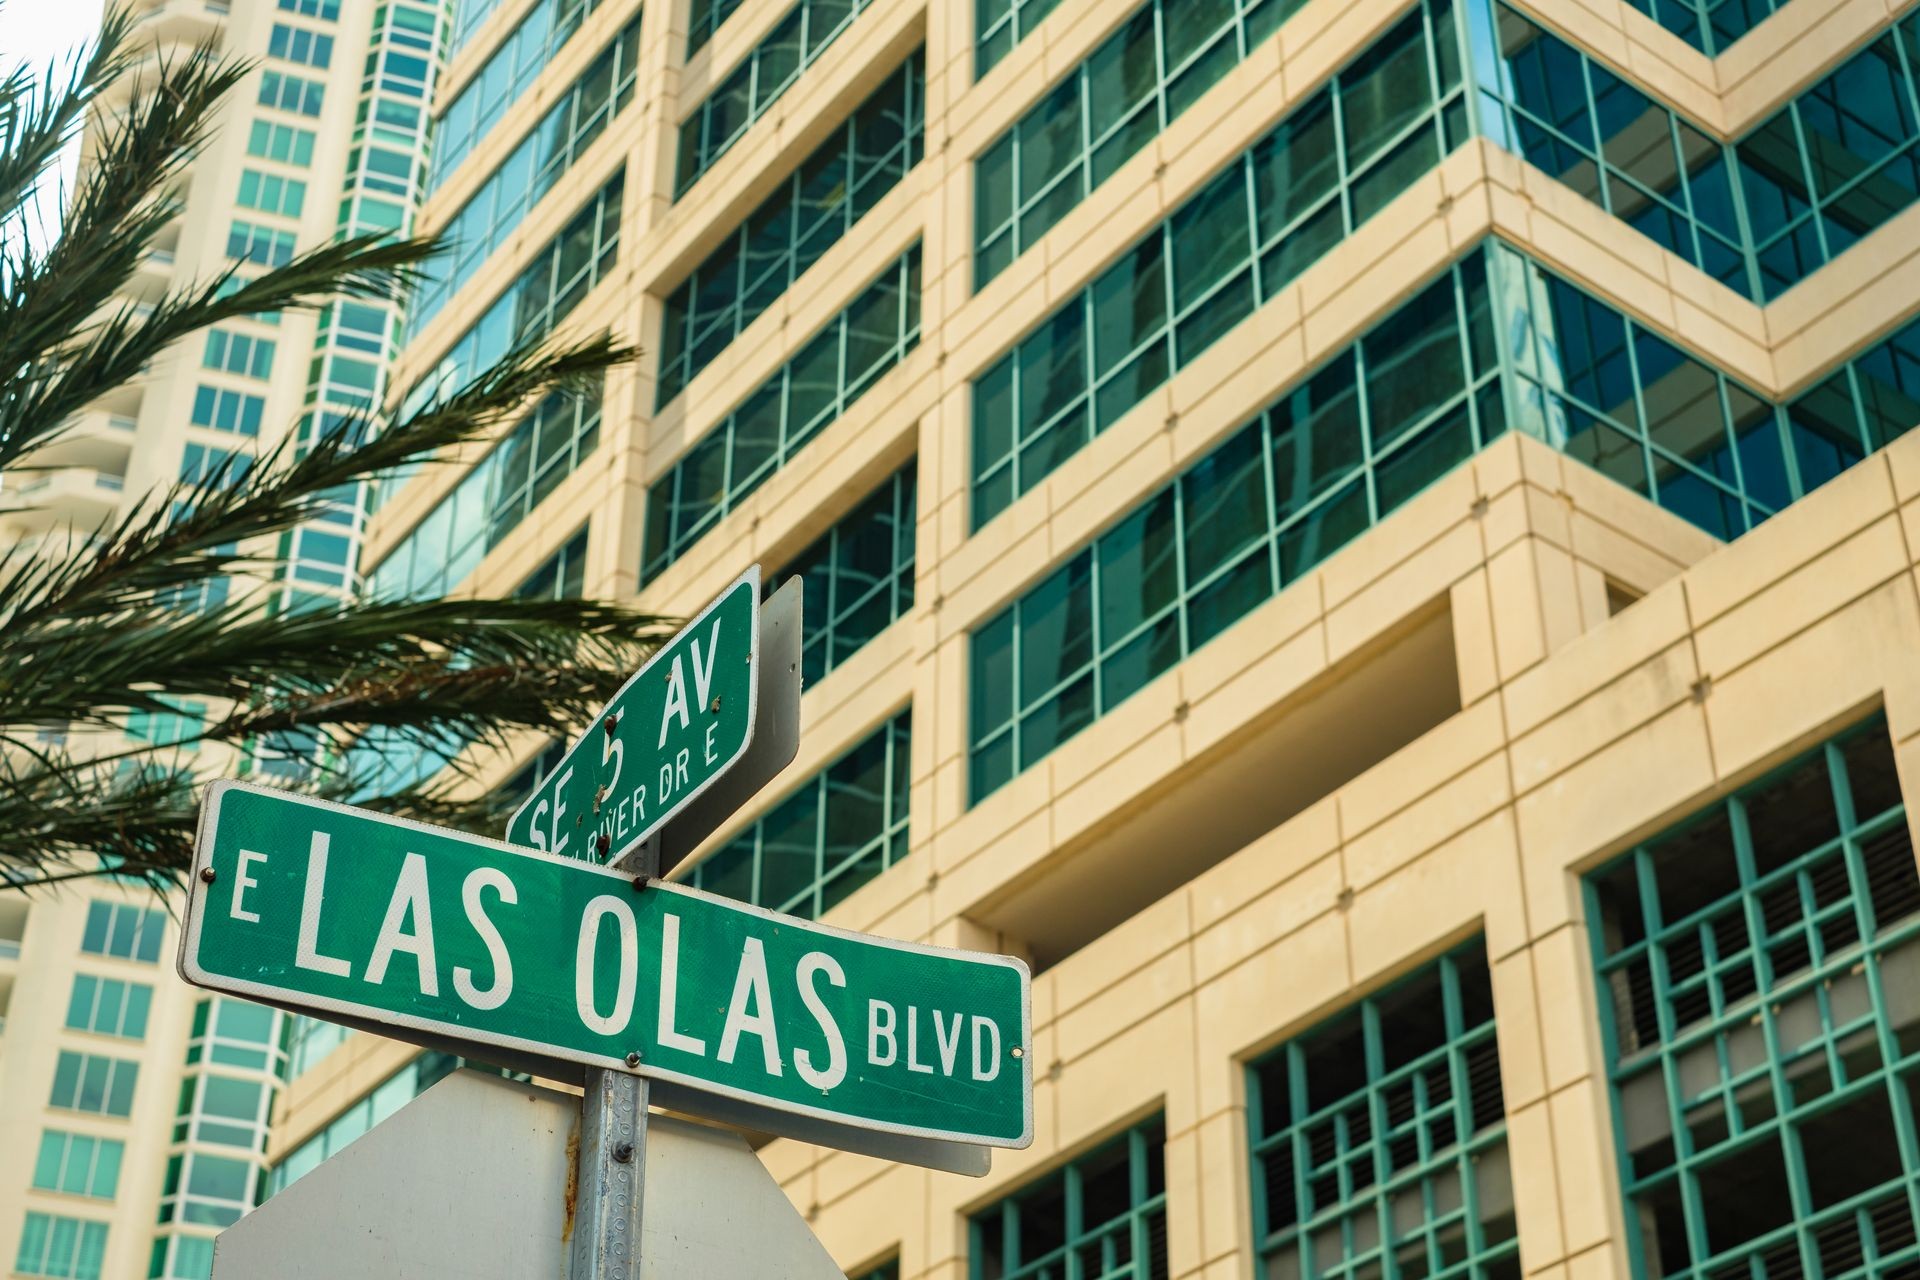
[{"xmin": 184, "ymin": 782, "xmax": 1033, "ymax": 1148}]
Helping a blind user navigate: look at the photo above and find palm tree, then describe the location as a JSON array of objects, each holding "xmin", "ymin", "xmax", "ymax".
[{"xmin": 0, "ymin": 12, "xmax": 671, "ymax": 890}]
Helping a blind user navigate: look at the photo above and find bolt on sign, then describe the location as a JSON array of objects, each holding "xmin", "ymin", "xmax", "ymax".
[
  {"xmin": 179, "ymin": 782, "xmax": 1033, "ymax": 1152},
  {"xmin": 505, "ymin": 566, "xmax": 760, "ymax": 867}
]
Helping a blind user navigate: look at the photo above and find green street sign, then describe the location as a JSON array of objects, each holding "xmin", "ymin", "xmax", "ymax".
[
  {"xmin": 181, "ymin": 781, "xmax": 1034, "ymax": 1152},
  {"xmin": 505, "ymin": 566, "xmax": 760, "ymax": 867}
]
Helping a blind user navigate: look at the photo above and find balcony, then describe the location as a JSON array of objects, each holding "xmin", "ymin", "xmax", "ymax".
[
  {"xmin": 0, "ymin": 466, "xmax": 128, "ymax": 534},
  {"xmin": 133, "ymin": 0, "xmax": 227, "ymax": 45},
  {"xmin": 26, "ymin": 408, "xmax": 138, "ymax": 473}
]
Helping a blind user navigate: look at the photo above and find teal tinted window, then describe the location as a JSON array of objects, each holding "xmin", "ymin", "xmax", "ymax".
[
  {"xmin": 16, "ymin": 1213, "xmax": 108, "ymax": 1279},
  {"xmin": 1588, "ymin": 714, "xmax": 1920, "ymax": 1280},
  {"xmin": 148, "ymin": 1234, "xmax": 214, "ymax": 1280},
  {"xmin": 975, "ymin": 0, "xmax": 1065, "ymax": 79},
  {"xmin": 159, "ymin": 1153, "xmax": 257, "ymax": 1228},
  {"xmin": 202, "ymin": 330, "xmax": 275, "ymax": 379},
  {"xmin": 516, "ymin": 525, "xmax": 590, "ymax": 599},
  {"xmin": 189, "ymin": 386, "xmax": 265, "ymax": 436},
  {"xmin": 408, "ymin": 173, "xmax": 622, "ymax": 411},
  {"xmin": 775, "ymin": 462, "xmax": 916, "ymax": 686},
  {"xmin": 431, "ymin": 0, "xmax": 606, "ymax": 187},
  {"xmin": 246, "ymin": 121, "xmax": 315, "ymax": 166},
  {"xmin": 32, "ymin": 1132, "xmax": 125, "ymax": 1199},
  {"xmin": 1479, "ymin": 5, "xmax": 1920, "ymax": 302},
  {"xmin": 49, "ymin": 1051, "xmax": 139, "ymax": 1117},
  {"xmin": 974, "ymin": 0, "xmax": 1310, "ymax": 287},
  {"xmin": 372, "ymin": 377, "xmax": 602, "ymax": 600},
  {"xmin": 225, "ymin": 221, "xmax": 296, "ymax": 268},
  {"xmin": 853, "ymin": 1263, "xmax": 899, "ymax": 1280},
  {"xmin": 686, "ymin": 0, "xmax": 744, "ymax": 54},
  {"xmin": 675, "ymin": 0, "xmax": 873, "ymax": 196},
  {"xmin": 1249, "ymin": 943, "xmax": 1516, "ymax": 1280},
  {"xmin": 969, "ymin": 251, "xmax": 1500, "ymax": 802},
  {"xmin": 81, "ymin": 901, "xmax": 166, "ymax": 961},
  {"xmin": 969, "ymin": 1116, "xmax": 1167, "ymax": 1279},
  {"xmin": 1623, "ymin": 0, "xmax": 1797, "ymax": 54},
  {"xmin": 257, "ymin": 70, "xmax": 324, "ymax": 116},
  {"xmin": 683, "ymin": 710, "xmax": 910, "ymax": 921},
  {"xmin": 447, "ymin": 0, "xmax": 508, "ymax": 53},
  {"xmin": 65, "ymin": 975, "xmax": 153, "ymax": 1039},
  {"xmin": 643, "ymin": 247, "xmax": 920, "ymax": 581},
  {"xmin": 268, "ymin": 23, "xmax": 333, "ymax": 68},
  {"xmin": 416, "ymin": 17, "xmax": 639, "ymax": 325},
  {"xmin": 971, "ymin": 0, "xmax": 1465, "ymax": 526},
  {"xmin": 656, "ymin": 53, "xmax": 923, "ymax": 409}
]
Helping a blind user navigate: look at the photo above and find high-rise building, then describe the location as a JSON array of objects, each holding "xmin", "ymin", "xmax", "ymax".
[
  {"xmin": 267, "ymin": 0, "xmax": 1920, "ymax": 1275},
  {"xmin": 0, "ymin": 0, "xmax": 446, "ymax": 1274}
]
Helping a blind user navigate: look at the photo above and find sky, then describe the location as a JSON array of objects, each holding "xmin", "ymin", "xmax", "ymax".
[{"xmin": 1, "ymin": 0, "xmax": 107, "ymax": 254}]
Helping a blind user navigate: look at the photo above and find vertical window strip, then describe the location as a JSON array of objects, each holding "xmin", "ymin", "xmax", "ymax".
[
  {"xmin": 674, "ymin": 0, "xmax": 876, "ymax": 197},
  {"xmin": 970, "ymin": 0, "xmax": 1468, "ymax": 528},
  {"xmin": 655, "ymin": 52, "xmax": 924, "ymax": 410},
  {"xmin": 775, "ymin": 461, "xmax": 917, "ymax": 686},
  {"xmin": 370, "ymin": 378, "xmax": 603, "ymax": 601},
  {"xmin": 968, "ymin": 1116, "xmax": 1170, "ymax": 1279},
  {"xmin": 1247, "ymin": 943, "xmax": 1516, "ymax": 1280},
  {"xmin": 642, "ymin": 246, "xmax": 921, "ymax": 583},
  {"xmin": 974, "ymin": 0, "xmax": 1313, "ymax": 287},
  {"xmin": 430, "ymin": 0, "xmax": 608, "ymax": 191},
  {"xmin": 681, "ymin": 709, "xmax": 911, "ymax": 922},
  {"xmin": 1586, "ymin": 714, "xmax": 1920, "ymax": 1280},
  {"xmin": 414, "ymin": 17, "xmax": 642, "ymax": 328}
]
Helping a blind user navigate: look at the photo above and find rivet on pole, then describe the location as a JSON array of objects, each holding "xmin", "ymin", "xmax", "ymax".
[{"xmin": 199, "ymin": 867, "xmax": 216, "ymax": 884}]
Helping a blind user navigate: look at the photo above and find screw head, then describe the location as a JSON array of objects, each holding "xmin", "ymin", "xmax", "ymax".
[
  {"xmin": 624, "ymin": 1051, "xmax": 642, "ymax": 1068},
  {"xmin": 603, "ymin": 713, "xmax": 619, "ymax": 736},
  {"xmin": 631, "ymin": 874, "xmax": 651, "ymax": 893},
  {"xmin": 612, "ymin": 1141, "xmax": 635, "ymax": 1164},
  {"xmin": 596, "ymin": 833, "xmax": 611, "ymax": 857},
  {"xmin": 198, "ymin": 867, "xmax": 217, "ymax": 884}
]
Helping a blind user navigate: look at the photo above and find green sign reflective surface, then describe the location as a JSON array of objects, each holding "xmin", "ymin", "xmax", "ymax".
[
  {"xmin": 182, "ymin": 782, "xmax": 1033, "ymax": 1148},
  {"xmin": 505, "ymin": 567, "xmax": 760, "ymax": 866}
]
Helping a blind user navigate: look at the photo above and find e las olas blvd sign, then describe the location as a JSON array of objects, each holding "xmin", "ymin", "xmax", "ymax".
[
  {"xmin": 504, "ymin": 566, "xmax": 759, "ymax": 867},
  {"xmin": 180, "ymin": 782, "xmax": 1033, "ymax": 1152}
]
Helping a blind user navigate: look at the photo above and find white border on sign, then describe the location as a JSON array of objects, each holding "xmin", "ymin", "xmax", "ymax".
[
  {"xmin": 177, "ymin": 778, "xmax": 1035, "ymax": 1151},
  {"xmin": 504, "ymin": 563, "xmax": 763, "ymax": 866}
]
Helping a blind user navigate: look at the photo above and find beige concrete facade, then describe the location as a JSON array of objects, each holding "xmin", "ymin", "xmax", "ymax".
[{"xmin": 277, "ymin": 0, "xmax": 1920, "ymax": 1275}]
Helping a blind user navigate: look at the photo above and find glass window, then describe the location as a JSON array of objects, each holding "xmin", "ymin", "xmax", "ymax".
[
  {"xmin": 682, "ymin": 710, "xmax": 910, "ymax": 920},
  {"xmin": 971, "ymin": 0, "xmax": 1462, "ymax": 526},
  {"xmin": 15, "ymin": 1213, "xmax": 108, "ymax": 1279},
  {"xmin": 676, "ymin": 0, "xmax": 875, "ymax": 195},
  {"xmin": 370, "ymin": 378, "xmax": 602, "ymax": 601},
  {"xmin": 771, "ymin": 462, "xmax": 916, "ymax": 685},
  {"xmin": 32, "ymin": 1132, "xmax": 125, "ymax": 1199},
  {"xmin": 65, "ymin": 975, "xmax": 153, "ymax": 1039},
  {"xmin": 49, "ymin": 1051, "xmax": 139, "ymax": 1117},
  {"xmin": 267, "ymin": 22, "xmax": 334, "ymax": 68},
  {"xmin": 970, "ymin": 252, "xmax": 1501, "ymax": 802},
  {"xmin": 1249, "ymin": 943, "xmax": 1516, "ymax": 1279},
  {"xmin": 257, "ymin": 70, "xmax": 324, "ymax": 117},
  {"xmin": 975, "ymin": 0, "xmax": 1316, "ymax": 288},
  {"xmin": 406, "ymin": 176, "xmax": 622, "ymax": 418},
  {"xmin": 81, "ymin": 902, "xmax": 166, "ymax": 961},
  {"xmin": 643, "ymin": 247, "xmax": 921, "ymax": 581},
  {"xmin": 1588, "ymin": 714, "xmax": 1920, "ymax": 1280},
  {"xmin": 657, "ymin": 52, "xmax": 923, "ymax": 408},
  {"xmin": 413, "ymin": 17, "xmax": 639, "ymax": 327},
  {"xmin": 975, "ymin": 0, "xmax": 1065, "ymax": 78},
  {"xmin": 970, "ymin": 1117, "xmax": 1168, "ymax": 1278},
  {"xmin": 246, "ymin": 121, "xmax": 316, "ymax": 166}
]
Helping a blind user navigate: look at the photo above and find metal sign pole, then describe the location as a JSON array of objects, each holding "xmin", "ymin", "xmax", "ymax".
[{"xmin": 569, "ymin": 835, "xmax": 658, "ymax": 1279}]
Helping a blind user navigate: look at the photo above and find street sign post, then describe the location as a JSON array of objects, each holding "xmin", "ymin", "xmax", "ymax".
[
  {"xmin": 504, "ymin": 566, "xmax": 795, "ymax": 872},
  {"xmin": 179, "ymin": 781, "xmax": 1034, "ymax": 1154}
]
